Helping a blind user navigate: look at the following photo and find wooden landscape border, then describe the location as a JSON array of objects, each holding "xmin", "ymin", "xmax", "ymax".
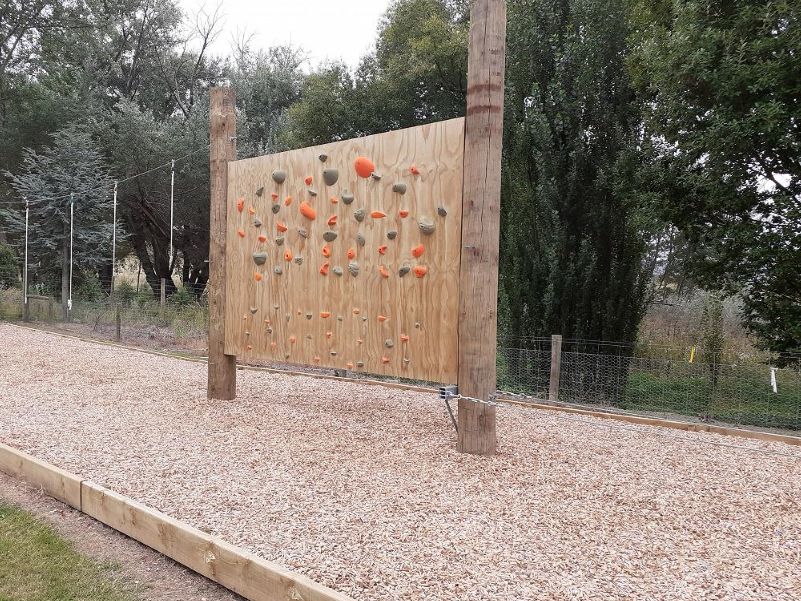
[
  {"xmin": 0, "ymin": 441, "xmax": 352, "ymax": 601},
  {"xmin": 6, "ymin": 321, "xmax": 801, "ymax": 448}
]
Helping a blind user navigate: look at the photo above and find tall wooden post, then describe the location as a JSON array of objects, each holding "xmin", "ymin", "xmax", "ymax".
[
  {"xmin": 549, "ymin": 334, "xmax": 562, "ymax": 402},
  {"xmin": 207, "ymin": 87, "xmax": 237, "ymax": 400},
  {"xmin": 457, "ymin": 0, "xmax": 506, "ymax": 455}
]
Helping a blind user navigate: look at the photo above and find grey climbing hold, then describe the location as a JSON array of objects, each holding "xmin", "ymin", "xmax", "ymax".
[
  {"xmin": 255, "ymin": 186, "xmax": 264, "ymax": 197},
  {"xmin": 297, "ymin": 227, "xmax": 308, "ymax": 238},
  {"xmin": 323, "ymin": 169, "xmax": 339, "ymax": 186},
  {"xmin": 437, "ymin": 206, "xmax": 448, "ymax": 217},
  {"xmin": 398, "ymin": 265, "xmax": 411, "ymax": 277},
  {"xmin": 371, "ymin": 172, "xmax": 382, "ymax": 180},
  {"xmin": 249, "ymin": 306, "xmax": 258, "ymax": 314},
  {"xmin": 273, "ymin": 304, "xmax": 279, "ymax": 310},
  {"xmin": 266, "ymin": 326, "xmax": 273, "ymax": 334},
  {"xmin": 356, "ymin": 233, "xmax": 366, "ymax": 246},
  {"xmin": 252, "ymin": 252, "xmax": 268, "ymax": 266},
  {"xmin": 385, "ymin": 339, "xmax": 394, "ymax": 348},
  {"xmin": 306, "ymin": 334, "xmax": 312, "ymax": 340},
  {"xmin": 272, "ymin": 170, "xmax": 287, "ymax": 184},
  {"xmin": 308, "ymin": 188, "xmax": 318, "ymax": 197},
  {"xmin": 348, "ymin": 262, "xmax": 359, "ymax": 276},
  {"xmin": 332, "ymin": 266, "xmax": 343, "ymax": 276},
  {"xmin": 284, "ymin": 353, "xmax": 290, "ymax": 359},
  {"xmin": 330, "ymin": 351, "xmax": 338, "ymax": 356},
  {"xmin": 245, "ymin": 330, "xmax": 250, "ymax": 336},
  {"xmin": 415, "ymin": 321, "xmax": 421, "ymax": 329},
  {"xmin": 341, "ymin": 191, "xmax": 354, "ymax": 205},
  {"xmin": 362, "ymin": 316, "xmax": 367, "ymax": 322},
  {"xmin": 356, "ymin": 361, "xmax": 364, "ymax": 368},
  {"xmin": 403, "ymin": 358, "xmax": 410, "ymax": 364},
  {"xmin": 392, "ymin": 182, "xmax": 407, "ymax": 194},
  {"xmin": 318, "ymin": 153, "xmax": 328, "ymax": 162},
  {"xmin": 272, "ymin": 204, "xmax": 280, "ymax": 214},
  {"xmin": 274, "ymin": 266, "xmax": 283, "ymax": 275},
  {"xmin": 294, "ymin": 256, "xmax": 303, "ymax": 265},
  {"xmin": 253, "ymin": 217, "xmax": 262, "ymax": 227},
  {"xmin": 387, "ymin": 230, "xmax": 398, "ymax": 240},
  {"xmin": 418, "ymin": 217, "xmax": 436, "ymax": 235},
  {"xmin": 275, "ymin": 236, "xmax": 284, "ymax": 246},
  {"xmin": 305, "ymin": 312, "xmax": 313, "ymax": 320},
  {"xmin": 354, "ymin": 208, "xmax": 365, "ymax": 223},
  {"xmin": 337, "ymin": 315, "xmax": 344, "ymax": 321},
  {"xmin": 323, "ymin": 231, "xmax": 338, "ymax": 242},
  {"xmin": 285, "ymin": 313, "xmax": 290, "ymax": 321}
]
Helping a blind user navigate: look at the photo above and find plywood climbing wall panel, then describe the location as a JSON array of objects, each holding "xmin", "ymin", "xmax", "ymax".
[{"xmin": 223, "ymin": 118, "xmax": 464, "ymax": 384}]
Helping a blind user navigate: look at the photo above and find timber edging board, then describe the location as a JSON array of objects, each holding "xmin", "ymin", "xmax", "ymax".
[
  {"xmin": 5, "ymin": 322, "xmax": 801, "ymax": 448},
  {"xmin": 0, "ymin": 442, "xmax": 352, "ymax": 601}
]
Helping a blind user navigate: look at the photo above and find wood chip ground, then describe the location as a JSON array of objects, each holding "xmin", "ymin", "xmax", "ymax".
[{"xmin": 1, "ymin": 324, "xmax": 799, "ymax": 600}]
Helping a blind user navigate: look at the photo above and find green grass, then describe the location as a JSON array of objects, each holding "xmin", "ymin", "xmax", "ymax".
[{"xmin": 0, "ymin": 502, "xmax": 136, "ymax": 601}]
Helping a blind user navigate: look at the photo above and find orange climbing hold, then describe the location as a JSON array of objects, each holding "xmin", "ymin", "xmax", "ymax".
[
  {"xmin": 320, "ymin": 311, "xmax": 331, "ymax": 318},
  {"xmin": 413, "ymin": 265, "xmax": 428, "ymax": 278},
  {"xmin": 246, "ymin": 344, "xmax": 253, "ymax": 351},
  {"xmin": 299, "ymin": 201, "xmax": 317, "ymax": 220},
  {"xmin": 347, "ymin": 248, "xmax": 356, "ymax": 260},
  {"xmin": 412, "ymin": 244, "xmax": 425, "ymax": 258},
  {"xmin": 322, "ymin": 245, "xmax": 331, "ymax": 258},
  {"xmin": 319, "ymin": 262, "xmax": 330, "ymax": 276},
  {"xmin": 289, "ymin": 335, "xmax": 297, "ymax": 344},
  {"xmin": 237, "ymin": 228, "xmax": 246, "ymax": 238},
  {"xmin": 371, "ymin": 211, "xmax": 387, "ymax": 219},
  {"xmin": 330, "ymin": 196, "xmax": 339, "ymax": 204},
  {"xmin": 347, "ymin": 362, "xmax": 354, "ymax": 369},
  {"xmin": 284, "ymin": 195, "xmax": 293, "ymax": 206},
  {"xmin": 270, "ymin": 342, "xmax": 277, "ymax": 349},
  {"xmin": 352, "ymin": 308, "xmax": 361, "ymax": 314},
  {"xmin": 325, "ymin": 331, "xmax": 333, "ymax": 339},
  {"xmin": 400, "ymin": 334, "xmax": 410, "ymax": 343},
  {"xmin": 357, "ymin": 338, "xmax": 363, "ymax": 344},
  {"xmin": 254, "ymin": 272, "xmax": 263, "ymax": 282},
  {"xmin": 248, "ymin": 206, "xmax": 256, "ymax": 215},
  {"xmin": 378, "ymin": 315, "xmax": 387, "ymax": 322},
  {"xmin": 258, "ymin": 233, "xmax": 267, "ymax": 243},
  {"xmin": 276, "ymin": 221, "xmax": 288, "ymax": 232},
  {"xmin": 399, "ymin": 209, "xmax": 409, "ymax": 218},
  {"xmin": 271, "ymin": 192, "xmax": 279, "ymax": 200},
  {"xmin": 410, "ymin": 165, "xmax": 420, "ymax": 175},
  {"xmin": 379, "ymin": 265, "xmax": 389, "ymax": 278},
  {"xmin": 236, "ymin": 198, "xmax": 245, "ymax": 212},
  {"xmin": 354, "ymin": 156, "xmax": 375, "ymax": 178},
  {"xmin": 378, "ymin": 245, "xmax": 388, "ymax": 255},
  {"xmin": 284, "ymin": 249, "xmax": 293, "ymax": 262},
  {"xmin": 304, "ymin": 175, "xmax": 313, "ymax": 186},
  {"xmin": 382, "ymin": 356, "xmax": 390, "ymax": 364},
  {"xmin": 314, "ymin": 356, "xmax": 320, "ymax": 362},
  {"xmin": 327, "ymin": 215, "xmax": 337, "ymax": 227}
]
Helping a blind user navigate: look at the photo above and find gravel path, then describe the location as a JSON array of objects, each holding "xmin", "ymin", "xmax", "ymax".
[{"xmin": 1, "ymin": 323, "xmax": 800, "ymax": 600}]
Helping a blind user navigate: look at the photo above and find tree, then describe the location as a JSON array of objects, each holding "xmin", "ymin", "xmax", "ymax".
[
  {"xmin": 629, "ymin": 0, "xmax": 801, "ymax": 357},
  {"xmin": 2, "ymin": 125, "xmax": 114, "ymax": 314}
]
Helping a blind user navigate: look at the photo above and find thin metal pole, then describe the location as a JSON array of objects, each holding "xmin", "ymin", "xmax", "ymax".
[
  {"xmin": 68, "ymin": 193, "xmax": 74, "ymax": 313},
  {"xmin": 111, "ymin": 181, "xmax": 117, "ymax": 296},
  {"xmin": 169, "ymin": 158, "xmax": 175, "ymax": 268},
  {"xmin": 23, "ymin": 198, "xmax": 29, "ymax": 320}
]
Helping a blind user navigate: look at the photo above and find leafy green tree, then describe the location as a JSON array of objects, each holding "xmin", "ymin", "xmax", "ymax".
[
  {"xmin": 500, "ymin": 0, "xmax": 656, "ymax": 345},
  {"xmin": 2, "ymin": 125, "xmax": 114, "ymax": 314},
  {"xmin": 0, "ymin": 243, "xmax": 17, "ymax": 288},
  {"xmin": 629, "ymin": 0, "xmax": 801, "ymax": 357}
]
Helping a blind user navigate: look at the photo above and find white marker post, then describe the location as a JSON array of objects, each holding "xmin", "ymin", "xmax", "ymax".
[
  {"xmin": 23, "ymin": 197, "xmax": 29, "ymax": 320},
  {"xmin": 111, "ymin": 181, "xmax": 117, "ymax": 296},
  {"xmin": 68, "ymin": 193, "xmax": 74, "ymax": 314},
  {"xmin": 169, "ymin": 158, "xmax": 175, "ymax": 268}
]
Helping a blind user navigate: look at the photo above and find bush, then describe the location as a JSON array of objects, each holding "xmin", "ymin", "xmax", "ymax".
[
  {"xmin": 169, "ymin": 285, "xmax": 194, "ymax": 308},
  {"xmin": 75, "ymin": 272, "xmax": 104, "ymax": 302},
  {"xmin": 114, "ymin": 281, "xmax": 136, "ymax": 305},
  {"xmin": 0, "ymin": 243, "xmax": 18, "ymax": 288}
]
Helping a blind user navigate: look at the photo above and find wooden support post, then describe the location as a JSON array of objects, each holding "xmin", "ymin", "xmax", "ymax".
[
  {"xmin": 456, "ymin": 0, "xmax": 506, "ymax": 455},
  {"xmin": 115, "ymin": 305, "xmax": 121, "ymax": 342},
  {"xmin": 207, "ymin": 87, "xmax": 237, "ymax": 400},
  {"xmin": 549, "ymin": 334, "xmax": 562, "ymax": 402}
]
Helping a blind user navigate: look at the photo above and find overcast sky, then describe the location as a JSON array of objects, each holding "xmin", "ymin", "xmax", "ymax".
[{"xmin": 179, "ymin": 0, "xmax": 393, "ymax": 68}]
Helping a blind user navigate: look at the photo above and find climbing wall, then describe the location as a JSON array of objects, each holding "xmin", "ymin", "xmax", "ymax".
[{"xmin": 223, "ymin": 118, "xmax": 464, "ymax": 383}]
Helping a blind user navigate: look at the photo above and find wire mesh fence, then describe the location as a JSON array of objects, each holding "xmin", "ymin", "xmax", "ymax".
[{"xmin": 3, "ymin": 291, "xmax": 800, "ymax": 434}]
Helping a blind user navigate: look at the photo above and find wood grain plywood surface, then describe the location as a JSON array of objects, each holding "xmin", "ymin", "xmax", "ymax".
[{"xmin": 224, "ymin": 118, "xmax": 464, "ymax": 383}]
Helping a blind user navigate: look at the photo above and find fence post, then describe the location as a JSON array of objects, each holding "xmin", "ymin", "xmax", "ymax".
[
  {"xmin": 115, "ymin": 304, "xmax": 121, "ymax": 342},
  {"xmin": 160, "ymin": 278, "xmax": 166, "ymax": 315},
  {"xmin": 549, "ymin": 334, "xmax": 562, "ymax": 402}
]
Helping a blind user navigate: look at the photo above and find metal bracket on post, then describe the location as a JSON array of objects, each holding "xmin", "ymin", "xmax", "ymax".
[{"xmin": 440, "ymin": 385, "xmax": 459, "ymax": 432}]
